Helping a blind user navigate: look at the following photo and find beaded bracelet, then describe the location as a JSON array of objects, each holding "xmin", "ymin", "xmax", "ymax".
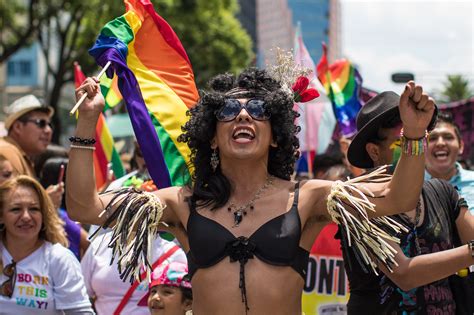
[
  {"xmin": 400, "ymin": 129, "xmax": 429, "ymax": 156},
  {"xmin": 69, "ymin": 136, "xmax": 96, "ymax": 145},
  {"xmin": 70, "ymin": 144, "xmax": 96, "ymax": 151}
]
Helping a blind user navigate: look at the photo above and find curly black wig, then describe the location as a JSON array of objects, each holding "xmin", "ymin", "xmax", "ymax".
[{"xmin": 177, "ymin": 68, "xmax": 300, "ymax": 209}]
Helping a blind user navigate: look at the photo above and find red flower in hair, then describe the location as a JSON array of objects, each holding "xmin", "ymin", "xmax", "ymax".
[{"xmin": 292, "ymin": 76, "xmax": 320, "ymax": 103}]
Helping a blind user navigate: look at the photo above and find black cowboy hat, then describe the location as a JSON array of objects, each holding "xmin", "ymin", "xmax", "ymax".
[{"xmin": 347, "ymin": 91, "xmax": 438, "ymax": 169}]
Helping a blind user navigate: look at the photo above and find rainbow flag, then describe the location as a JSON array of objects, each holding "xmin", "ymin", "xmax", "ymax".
[
  {"xmin": 100, "ymin": 74, "xmax": 122, "ymax": 111},
  {"xmin": 89, "ymin": 0, "xmax": 198, "ymax": 188},
  {"xmin": 316, "ymin": 43, "xmax": 362, "ymax": 137},
  {"xmin": 74, "ymin": 62, "xmax": 125, "ymax": 189}
]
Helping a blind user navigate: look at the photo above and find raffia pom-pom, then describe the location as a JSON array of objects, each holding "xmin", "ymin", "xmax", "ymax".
[
  {"xmin": 90, "ymin": 188, "xmax": 167, "ymax": 283},
  {"xmin": 327, "ymin": 166, "xmax": 409, "ymax": 274}
]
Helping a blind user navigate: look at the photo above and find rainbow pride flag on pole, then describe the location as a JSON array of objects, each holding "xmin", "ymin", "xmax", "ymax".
[
  {"xmin": 88, "ymin": 0, "xmax": 198, "ymax": 188},
  {"xmin": 316, "ymin": 43, "xmax": 362, "ymax": 137},
  {"xmin": 74, "ymin": 62, "xmax": 125, "ymax": 189}
]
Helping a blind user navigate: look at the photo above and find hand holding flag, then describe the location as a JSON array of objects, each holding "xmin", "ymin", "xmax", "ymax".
[
  {"xmin": 70, "ymin": 61, "xmax": 111, "ymax": 115},
  {"xmin": 73, "ymin": 62, "xmax": 125, "ymax": 189},
  {"xmin": 87, "ymin": 0, "xmax": 198, "ymax": 188}
]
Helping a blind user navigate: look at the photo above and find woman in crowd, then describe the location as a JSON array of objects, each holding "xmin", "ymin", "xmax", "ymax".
[
  {"xmin": 0, "ymin": 175, "xmax": 93, "ymax": 314},
  {"xmin": 67, "ymin": 68, "xmax": 435, "ymax": 315},
  {"xmin": 137, "ymin": 261, "xmax": 192, "ymax": 315}
]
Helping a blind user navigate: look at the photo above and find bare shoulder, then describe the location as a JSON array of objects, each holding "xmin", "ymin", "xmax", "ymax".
[
  {"xmin": 154, "ymin": 186, "xmax": 192, "ymax": 204},
  {"xmin": 299, "ymin": 178, "xmax": 332, "ymax": 199},
  {"xmin": 153, "ymin": 185, "xmax": 193, "ymax": 226},
  {"xmin": 298, "ymin": 178, "xmax": 333, "ymax": 218}
]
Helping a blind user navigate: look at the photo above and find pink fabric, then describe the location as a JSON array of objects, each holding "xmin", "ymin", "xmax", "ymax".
[{"xmin": 137, "ymin": 262, "xmax": 191, "ymax": 306}]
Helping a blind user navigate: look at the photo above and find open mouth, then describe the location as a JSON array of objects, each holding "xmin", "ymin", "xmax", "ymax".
[
  {"xmin": 16, "ymin": 224, "xmax": 35, "ymax": 230},
  {"xmin": 433, "ymin": 150, "xmax": 449, "ymax": 160},
  {"xmin": 232, "ymin": 127, "xmax": 255, "ymax": 143},
  {"xmin": 150, "ymin": 304, "xmax": 164, "ymax": 310}
]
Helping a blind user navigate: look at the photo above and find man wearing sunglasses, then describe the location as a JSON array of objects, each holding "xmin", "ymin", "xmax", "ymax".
[
  {"xmin": 0, "ymin": 95, "xmax": 54, "ymax": 177},
  {"xmin": 0, "ymin": 95, "xmax": 63, "ymax": 209}
]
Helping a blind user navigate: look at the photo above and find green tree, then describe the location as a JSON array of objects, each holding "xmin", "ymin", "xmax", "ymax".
[
  {"xmin": 37, "ymin": 0, "xmax": 124, "ymax": 142},
  {"xmin": 159, "ymin": 0, "xmax": 254, "ymax": 87},
  {"xmin": 441, "ymin": 74, "xmax": 473, "ymax": 102},
  {"xmin": 37, "ymin": 0, "xmax": 253, "ymax": 141},
  {"xmin": 0, "ymin": 1, "xmax": 62, "ymax": 63}
]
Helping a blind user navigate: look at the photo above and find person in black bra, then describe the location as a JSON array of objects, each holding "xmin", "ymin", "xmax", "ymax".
[{"xmin": 67, "ymin": 68, "xmax": 436, "ymax": 315}]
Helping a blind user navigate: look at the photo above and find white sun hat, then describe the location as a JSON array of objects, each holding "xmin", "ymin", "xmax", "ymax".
[{"xmin": 4, "ymin": 95, "xmax": 54, "ymax": 130}]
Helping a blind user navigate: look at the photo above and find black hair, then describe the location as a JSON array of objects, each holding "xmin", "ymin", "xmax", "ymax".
[
  {"xmin": 177, "ymin": 68, "xmax": 300, "ymax": 210},
  {"xmin": 129, "ymin": 140, "xmax": 145, "ymax": 172},
  {"xmin": 435, "ymin": 111, "xmax": 462, "ymax": 143},
  {"xmin": 312, "ymin": 152, "xmax": 344, "ymax": 178},
  {"xmin": 366, "ymin": 112, "xmax": 402, "ymax": 144},
  {"xmin": 33, "ymin": 144, "xmax": 68, "ymax": 176},
  {"xmin": 39, "ymin": 157, "xmax": 68, "ymax": 209},
  {"xmin": 180, "ymin": 287, "xmax": 193, "ymax": 302}
]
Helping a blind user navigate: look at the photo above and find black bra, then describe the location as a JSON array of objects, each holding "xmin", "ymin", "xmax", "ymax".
[{"xmin": 186, "ymin": 182, "xmax": 309, "ymax": 311}]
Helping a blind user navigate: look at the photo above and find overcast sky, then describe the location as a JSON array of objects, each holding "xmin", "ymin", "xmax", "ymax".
[{"xmin": 341, "ymin": 0, "xmax": 474, "ymax": 97}]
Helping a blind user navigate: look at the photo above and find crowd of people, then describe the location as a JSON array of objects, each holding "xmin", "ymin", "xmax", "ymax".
[{"xmin": 0, "ymin": 65, "xmax": 473, "ymax": 315}]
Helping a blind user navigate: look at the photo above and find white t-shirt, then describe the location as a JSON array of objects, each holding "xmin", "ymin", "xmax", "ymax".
[
  {"xmin": 81, "ymin": 232, "xmax": 186, "ymax": 315},
  {"xmin": 0, "ymin": 241, "xmax": 91, "ymax": 314}
]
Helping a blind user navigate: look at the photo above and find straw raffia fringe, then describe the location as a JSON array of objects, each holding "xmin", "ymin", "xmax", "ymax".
[
  {"xmin": 90, "ymin": 188, "xmax": 166, "ymax": 283},
  {"xmin": 327, "ymin": 166, "xmax": 409, "ymax": 275}
]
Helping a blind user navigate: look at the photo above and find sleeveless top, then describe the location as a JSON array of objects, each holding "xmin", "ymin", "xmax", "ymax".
[{"xmin": 186, "ymin": 182, "xmax": 309, "ymax": 311}]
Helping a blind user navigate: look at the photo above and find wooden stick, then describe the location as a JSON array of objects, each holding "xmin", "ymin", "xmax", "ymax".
[{"xmin": 69, "ymin": 61, "xmax": 112, "ymax": 116}]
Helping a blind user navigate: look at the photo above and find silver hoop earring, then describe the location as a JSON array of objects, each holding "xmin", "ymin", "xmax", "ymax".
[{"xmin": 210, "ymin": 149, "xmax": 219, "ymax": 172}]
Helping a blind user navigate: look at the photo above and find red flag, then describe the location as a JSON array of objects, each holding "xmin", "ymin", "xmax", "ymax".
[
  {"xmin": 316, "ymin": 42, "xmax": 329, "ymax": 82},
  {"xmin": 74, "ymin": 62, "xmax": 87, "ymax": 87}
]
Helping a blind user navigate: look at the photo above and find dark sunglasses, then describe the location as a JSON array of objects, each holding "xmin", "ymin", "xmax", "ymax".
[
  {"xmin": 0, "ymin": 260, "xmax": 16, "ymax": 298},
  {"xmin": 216, "ymin": 99, "xmax": 270, "ymax": 122},
  {"xmin": 22, "ymin": 118, "xmax": 53, "ymax": 129}
]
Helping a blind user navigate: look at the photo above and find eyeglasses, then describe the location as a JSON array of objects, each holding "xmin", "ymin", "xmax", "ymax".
[
  {"xmin": 0, "ymin": 260, "xmax": 16, "ymax": 298},
  {"xmin": 216, "ymin": 99, "xmax": 270, "ymax": 122},
  {"xmin": 22, "ymin": 118, "xmax": 53, "ymax": 129}
]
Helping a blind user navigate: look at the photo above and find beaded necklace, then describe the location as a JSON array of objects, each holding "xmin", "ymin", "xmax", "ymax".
[{"xmin": 227, "ymin": 175, "xmax": 274, "ymax": 227}]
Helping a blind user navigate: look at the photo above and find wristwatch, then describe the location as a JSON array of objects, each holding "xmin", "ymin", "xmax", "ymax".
[{"xmin": 469, "ymin": 240, "xmax": 474, "ymax": 257}]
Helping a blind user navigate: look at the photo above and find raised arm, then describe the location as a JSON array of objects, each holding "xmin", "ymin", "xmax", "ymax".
[
  {"xmin": 65, "ymin": 77, "xmax": 104, "ymax": 224},
  {"xmin": 360, "ymin": 81, "xmax": 436, "ymax": 217},
  {"xmin": 65, "ymin": 77, "xmax": 182, "ymax": 228}
]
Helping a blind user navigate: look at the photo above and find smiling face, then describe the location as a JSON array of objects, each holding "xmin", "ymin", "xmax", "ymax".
[
  {"xmin": 10, "ymin": 110, "xmax": 52, "ymax": 156},
  {"xmin": 425, "ymin": 122, "xmax": 463, "ymax": 180},
  {"xmin": 148, "ymin": 285, "xmax": 190, "ymax": 315},
  {"xmin": 213, "ymin": 99, "xmax": 274, "ymax": 165},
  {"xmin": 1, "ymin": 185, "xmax": 42, "ymax": 244}
]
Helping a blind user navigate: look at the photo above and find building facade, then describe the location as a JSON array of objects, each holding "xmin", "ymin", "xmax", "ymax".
[
  {"xmin": 287, "ymin": 0, "xmax": 341, "ymax": 64},
  {"xmin": 237, "ymin": 0, "xmax": 258, "ymax": 54},
  {"xmin": 256, "ymin": 0, "xmax": 294, "ymax": 66},
  {"xmin": 0, "ymin": 42, "xmax": 46, "ymax": 120}
]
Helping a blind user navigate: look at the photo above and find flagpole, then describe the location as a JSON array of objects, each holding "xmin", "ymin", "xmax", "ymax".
[{"xmin": 70, "ymin": 61, "xmax": 111, "ymax": 116}]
